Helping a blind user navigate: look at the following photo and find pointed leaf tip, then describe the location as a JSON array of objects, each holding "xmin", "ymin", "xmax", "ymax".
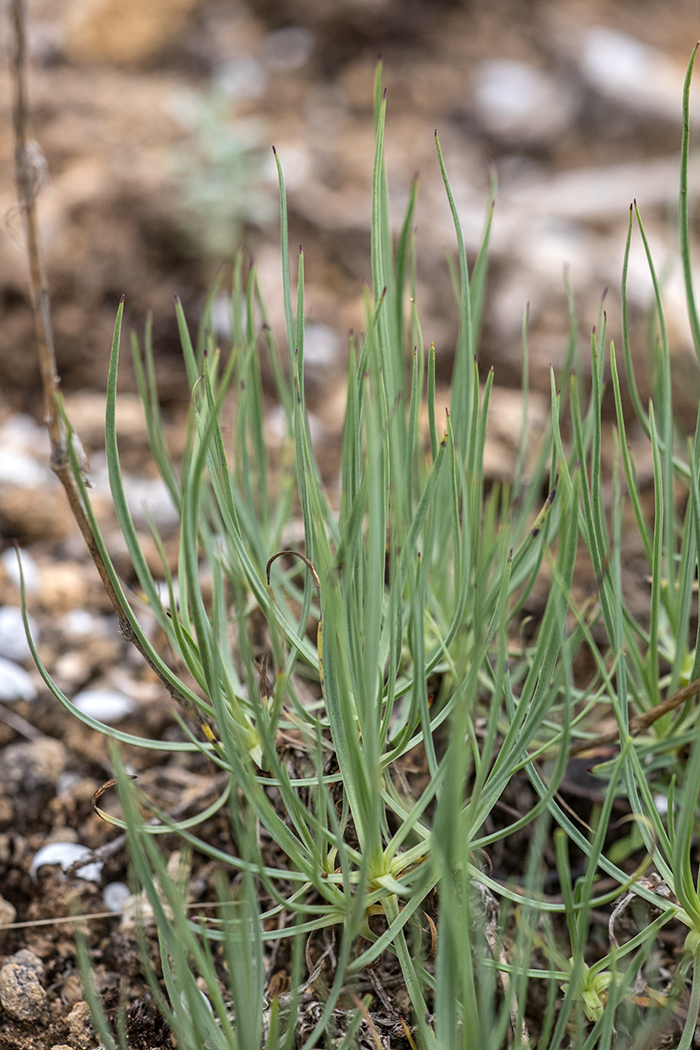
[{"xmin": 272, "ymin": 145, "xmax": 277, "ymax": 154}]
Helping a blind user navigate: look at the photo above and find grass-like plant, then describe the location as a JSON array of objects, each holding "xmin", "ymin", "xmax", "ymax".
[{"xmin": 15, "ymin": 15, "xmax": 700, "ymax": 1046}]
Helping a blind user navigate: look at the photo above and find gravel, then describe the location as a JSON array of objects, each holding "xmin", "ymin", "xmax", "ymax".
[
  {"xmin": 0, "ymin": 605, "xmax": 37, "ymax": 662},
  {"xmin": 0, "ymin": 656, "xmax": 37, "ymax": 701},
  {"xmin": 0, "ymin": 950, "xmax": 47, "ymax": 1022}
]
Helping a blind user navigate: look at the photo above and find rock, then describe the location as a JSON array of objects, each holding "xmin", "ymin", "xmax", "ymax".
[
  {"xmin": 263, "ymin": 26, "xmax": 314, "ymax": 74},
  {"xmin": 0, "ymin": 421, "xmax": 75, "ymax": 544},
  {"xmin": 121, "ymin": 474, "xmax": 179, "ymax": 531},
  {"xmin": 67, "ymin": 999, "xmax": 97, "ymax": 1050},
  {"xmin": 103, "ymin": 881, "xmax": 131, "ymax": 912},
  {"xmin": 472, "ymin": 59, "xmax": 575, "ymax": 146},
  {"xmin": 0, "ymin": 605, "xmax": 37, "ymax": 662},
  {"xmin": 0, "ymin": 790, "xmax": 13, "ymax": 826},
  {"xmin": 53, "ymin": 649, "xmax": 91, "ymax": 687},
  {"xmin": 0, "ymin": 484, "xmax": 75, "ymax": 544},
  {"xmin": 0, "ymin": 951, "xmax": 48, "ymax": 1021},
  {"xmin": 88, "ymin": 460, "xmax": 179, "ymax": 531},
  {"xmin": 63, "ymin": 0, "xmax": 203, "ymax": 67},
  {"xmin": 61, "ymin": 971, "xmax": 85, "ymax": 1006},
  {"xmin": 60, "ymin": 608, "xmax": 110, "ymax": 640},
  {"xmin": 10, "ymin": 949, "xmax": 44, "ymax": 978},
  {"xmin": 0, "ymin": 547, "xmax": 39, "ymax": 594},
  {"xmin": 0, "ymin": 416, "xmax": 49, "ymax": 485},
  {"xmin": 73, "ymin": 687, "xmax": 136, "ymax": 724},
  {"xmin": 60, "ymin": 391, "xmax": 150, "ymax": 454},
  {"xmin": 580, "ymin": 25, "xmax": 690, "ymax": 122},
  {"xmin": 38, "ymin": 562, "xmax": 88, "ymax": 613},
  {"xmin": 0, "ymin": 737, "xmax": 67, "ymax": 798},
  {"xmin": 302, "ymin": 323, "xmax": 343, "ymax": 384},
  {"xmin": 0, "ymin": 893, "xmax": 17, "ymax": 927},
  {"xmin": 0, "ymin": 656, "xmax": 38, "ymax": 701},
  {"xmin": 30, "ymin": 841, "xmax": 104, "ymax": 884},
  {"xmin": 0, "ymin": 451, "xmax": 46, "ymax": 488}
]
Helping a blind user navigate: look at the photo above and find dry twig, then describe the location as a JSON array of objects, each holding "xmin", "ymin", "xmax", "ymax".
[
  {"xmin": 570, "ymin": 675, "xmax": 700, "ymax": 757},
  {"xmin": 10, "ymin": 0, "xmax": 186, "ymax": 703}
]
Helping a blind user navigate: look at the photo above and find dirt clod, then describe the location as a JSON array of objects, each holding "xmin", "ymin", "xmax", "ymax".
[
  {"xmin": 0, "ymin": 739, "xmax": 68, "ymax": 818},
  {"xmin": 66, "ymin": 1001, "xmax": 96, "ymax": 1050},
  {"xmin": 0, "ymin": 952, "xmax": 48, "ymax": 1022}
]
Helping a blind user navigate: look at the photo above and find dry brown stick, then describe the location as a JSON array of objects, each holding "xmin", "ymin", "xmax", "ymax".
[
  {"xmin": 570, "ymin": 675, "xmax": 700, "ymax": 756},
  {"xmin": 10, "ymin": 0, "xmax": 184, "ymax": 703}
]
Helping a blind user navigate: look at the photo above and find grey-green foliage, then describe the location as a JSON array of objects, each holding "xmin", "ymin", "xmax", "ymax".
[{"xmin": 170, "ymin": 86, "xmax": 275, "ymax": 259}]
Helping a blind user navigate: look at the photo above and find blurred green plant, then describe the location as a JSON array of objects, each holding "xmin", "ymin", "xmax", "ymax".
[
  {"xmin": 170, "ymin": 86, "xmax": 275, "ymax": 260},
  {"xmin": 19, "ymin": 47, "xmax": 700, "ymax": 1050}
]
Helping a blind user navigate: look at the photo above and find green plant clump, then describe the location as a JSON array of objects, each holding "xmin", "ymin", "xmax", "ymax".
[{"xmin": 23, "ymin": 53, "xmax": 700, "ymax": 1050}]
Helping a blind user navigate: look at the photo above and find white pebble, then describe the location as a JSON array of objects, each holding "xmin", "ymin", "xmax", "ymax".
[
  {"xmin": 73, "ymin": 688, "xmax": 136, "ymax": 723},
  {"xmin": 0, "ymin": 657, "xmax": 37, "ymax": 701},
  {"xmin": 581, "ymin": 26, "xmax": 685, "ymax": 120},
  {"xmin": 653, "ymin": 793, "xmax": 669, "ymax": 816},
  {"xmin": 0, "ymin": 453, "xmax": 46, "ymax": 488},
  {"xmin": 30, "ymin": 842, "xmax": 103, "ymax": 883},
  {"xmin": 473, "ymin": 59, "xmax": 573, "ymax": 144},
  {"xmin": 1, "ymin": 548, "xmax": 39, "ymax": 593},
  {"xmin": 60, "ymin": 609, "xmax": 109, "ymax": 640},
  {"xmin": 103, "ymin": 882, "xmax": 131, "ymax": 913},
  {"xmin": 263, "ymin": 26, "xmax": 313, "ymax": 73},
  {"xmin": 123, "ymin": 475, "xmax": 179, "ymax": 531},
  {"xmin": 0, "ymin": 606, "xmax": 37, "ymax": 662},
  {"xmin": 304, "ymin": 323, "xmax": 342, "ymax": 372},
  {"xmin": 153, "ymin": 577, "xmax": 180, "ymax": 612}
]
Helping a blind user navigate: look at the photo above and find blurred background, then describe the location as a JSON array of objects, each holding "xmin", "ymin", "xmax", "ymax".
[{"xmin": 1, "ymin": 0, "xmax": 700, "ymax": 419}]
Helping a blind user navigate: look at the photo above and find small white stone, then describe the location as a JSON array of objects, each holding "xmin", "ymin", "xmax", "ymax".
[
  {"xmin": 122, "ymin": 475, "xmax": 179, "ymax": 531},
  {"xmin": 56, "ymin": 771, "xmax": 84, "ymax": 798},
  {"xmin": 153, "ymin": 577, "xmax": 180, "ymax": 612},
  {"xmin": 30, "ymin": 842, "xmax": 103, "ymax": 883},
  {"xmin": 653, "ymin": 793, "xmax": 669, "ymax": 816},
  {"xmin": 581, "ymin": 26, "xmax": 685, "ymax": 120},
  {"xmin": 473, "ymin": 59, "xmax": 573, "ymax": 145},
  {"xmin": 215, "ymin": 55, "xmax": 267, "ymax": 100},
  {"xmin": 1, "ymin": 548, "xmax": 39, "ymax": 593},
  {"xmin": 0, "ymin": 413, "xmax": 46, "ymax": 452},
  {"xmin": 0, "ymin": 416, "xmax": 49, "ymax": 489},
  {"xmin": 103, "ymin": 882, "xmax": 131, "ymax": 913},
  {"xmin": 60, "ymin": 609, "xmax": 109, "ymax": 640},
  {"xmin": 0, "ymin": 657, "xmax": 37, "ymax": 701},
  {"xmin": 263, "ymin": 26, "xmax": 313, "ymax": 73},
  {"xmin": 73, "ymin": 688, "xmax": 136, "ymax": 724},
  {"xmin": 0, "ymin": 452, "xmax": 46, "ymax": 488},
  {"xmin": 303, "ymin": 323, "xmax": 342, "ymax": 372},
  {"xmin": 0, "ymin": 606, "xmax": 37, "ymax": 662}
]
